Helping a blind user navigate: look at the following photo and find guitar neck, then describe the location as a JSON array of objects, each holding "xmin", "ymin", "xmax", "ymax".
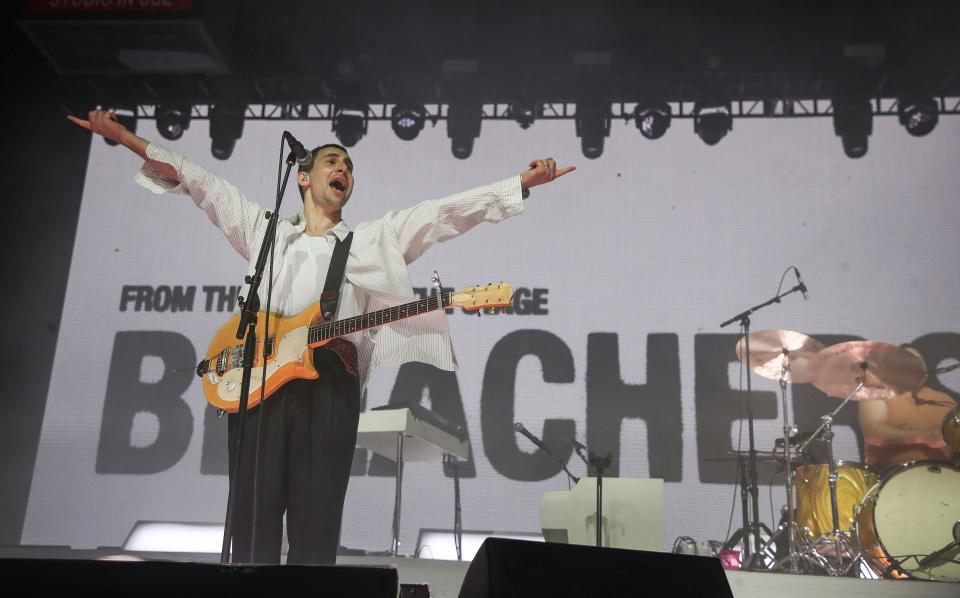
[{"xmin": 307, "ymin": 291, "xmax": 452, "ymax": 345}]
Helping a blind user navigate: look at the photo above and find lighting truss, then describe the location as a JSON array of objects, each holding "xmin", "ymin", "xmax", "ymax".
[{"xmin": 124, "ymin": 98, "xmax": 960, "ymax": 123}]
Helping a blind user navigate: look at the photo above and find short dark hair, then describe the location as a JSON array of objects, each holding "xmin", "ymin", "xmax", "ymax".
[{"xmin": 297, "ymin": 143, "xmax": 351, "ymax": 201}]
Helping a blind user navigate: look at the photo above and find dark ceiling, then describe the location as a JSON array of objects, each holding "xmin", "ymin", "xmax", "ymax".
[{"xmin": 12, "ymin": 0, "xmax": 960, "ymax": 108}]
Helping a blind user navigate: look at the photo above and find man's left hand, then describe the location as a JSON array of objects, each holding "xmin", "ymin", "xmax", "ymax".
[{"xmin": 521, "ymin": 158, "xmax": 575, "ymax": 194}]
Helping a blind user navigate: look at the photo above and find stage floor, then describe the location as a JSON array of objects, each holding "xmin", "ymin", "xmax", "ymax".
[{"xmin": 1, "ymin": 546, "xmax": 956, "ymax": 597}]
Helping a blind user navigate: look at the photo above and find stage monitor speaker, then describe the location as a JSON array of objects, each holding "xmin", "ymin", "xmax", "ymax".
[
  {"xmin": 459, "ymin": 538, "xmax": 733, "ymax": 598},
  {"xmin": 0, "ymin": 558, "xmax": 398, "ymax": 595}
]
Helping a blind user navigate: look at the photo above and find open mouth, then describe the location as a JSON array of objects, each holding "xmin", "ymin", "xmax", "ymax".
[{"xmin": 329, "ymin": 178, "xmax": 347, "ymax": 193}]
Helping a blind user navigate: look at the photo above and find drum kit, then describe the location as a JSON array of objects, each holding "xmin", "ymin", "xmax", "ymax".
[{"xmin": 731, "ymin": 331, "xmax": 960, "ymax": 581}]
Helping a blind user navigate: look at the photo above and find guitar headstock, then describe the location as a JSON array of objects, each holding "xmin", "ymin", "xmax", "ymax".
[{"xmin": 450, "ymin": 282, "xmax": 514, "ymax": 312}]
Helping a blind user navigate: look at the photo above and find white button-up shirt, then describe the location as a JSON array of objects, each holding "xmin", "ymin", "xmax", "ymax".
[{"xmin": 135, "ymin": 143, "xmax": 524, "ymax": 388}]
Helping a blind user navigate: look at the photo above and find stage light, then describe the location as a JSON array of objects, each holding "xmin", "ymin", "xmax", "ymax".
[
  {"xmin": 898, "ymin": 97, "xmax": 938, "ymax": 137},
  {"xmin": 634, "ymin": 102, "xmax": 671, "ymax": 140},
  {"xmin": 447, "ymin": 102, "xmax": 482, "ymax": 159},
  {"xmin": 575, "ymin": 101, "xmax": 611, "ymax": 159},
  {"xmin": 156, "ymin": 104, "xmax": 191, "ymax": 141},
  {"xmin": 693, "ymin": 102, "xmax": 732, "ymax": 146},
  {"xmin": 832, "ymin": 96, "xmax": 872, "ymax": 158},
  {"xmin": 123, "ymin": 521, "xmax": 224, "ymax": 553},
  {"xmin": 209, "ymin": 103, "xmax": 244, "ymax": 160},
  {"xmin": 508, "ymin": 101, "xmax": 537, "ymax": 129},
  {"xmin": 103, "ymin": 107, "xmax": 136, "ymax": 146},
  {"xmin": 332, "ymin": 104, "xmax": 369, "ymax": 147},
  {"xmin": 391, "ymin": 103, "xmax": 426, "ymax": 141}
]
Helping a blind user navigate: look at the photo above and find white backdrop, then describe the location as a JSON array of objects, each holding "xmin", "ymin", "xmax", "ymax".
[{"xmin": 23, "ymin": 111, "xmax": 960, "ymax": 554}]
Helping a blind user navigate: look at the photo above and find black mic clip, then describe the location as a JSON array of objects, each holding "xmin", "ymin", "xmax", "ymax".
[
  {"xmin": 794, "ymin": 266, "xmax": 810, "ymax": 301},
  {"xmin": 283, "ymin": 131, "xmax": 312, "ymax": 168}
]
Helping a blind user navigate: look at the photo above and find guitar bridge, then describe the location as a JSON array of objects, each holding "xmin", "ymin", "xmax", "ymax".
[{"xmin": 195, "ymin": 359, "xmax": 209, "ymax": 377}]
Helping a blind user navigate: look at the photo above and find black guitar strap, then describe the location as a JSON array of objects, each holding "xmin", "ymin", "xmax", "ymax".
[{"xmin": 320, "ymin": 231, "xmax": 354, "ymax": 321}]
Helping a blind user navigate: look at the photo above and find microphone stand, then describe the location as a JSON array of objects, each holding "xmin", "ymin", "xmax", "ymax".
[
  {"xmin": 569, "ymin": 440, "xmax": 611, "ymax": 547},
  {"xmin": 719, "ymin": 282, "xmax": 805, "ymax": 569},
  {"xmin": 588, "ymin": 452, "xmax": 613, "ymax": 548},
  {"xmin": 220, "ymin": 151, "xmax": 297, "ymax": 564}
]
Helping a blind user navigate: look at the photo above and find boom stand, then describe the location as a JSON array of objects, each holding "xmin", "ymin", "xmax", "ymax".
[
  {"xmin": 720, "ymin": 282, "xmax": 805, "ymax": 569},
  {"xmin": 220, "ymin": 153, "xmax": 296, "ymax": 564}
]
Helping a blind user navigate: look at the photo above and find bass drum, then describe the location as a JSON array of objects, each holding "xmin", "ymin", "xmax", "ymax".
[{"xmin": 856, "ymin": 461, "xmax": 960, "ymax": 581}]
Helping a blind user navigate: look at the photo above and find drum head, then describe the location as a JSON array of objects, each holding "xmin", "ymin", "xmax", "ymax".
[{"xmin": 872, "ymin": 462, "xmax": 960, "ymax": 581}]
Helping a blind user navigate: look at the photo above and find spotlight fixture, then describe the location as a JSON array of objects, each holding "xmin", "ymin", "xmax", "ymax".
[
  {"xmin": 156, "ymin": 104, "xmax": 191, "ymax": 141},
  {"xmin": 693, "ymin": 102, "xmax": 732, "ymax": 146},
  {"xmin": 508, "ymin": 101, "xmax": 537, "ymax": 129},
  {"xmin": 332, "ymin": 104, "xmax": 369, "ymax": 147},
  {"xmin": 391, "ymin": 103, "xmax": 426, "ymax": 141},
  {"xmin": 103, "ymin": 107, "xmax": 137, "ymax": 146},
  {"xmin": 832, "ymin": 96, "xmax": 872, "ymax": 158},
  {"xmin": 575, "ymin": 101, "xmax": 611, "ymax": 159},
  {"xmin": 634, "ymin": 102, "xmax": 671, "ymax": 140},
  {"xmin": 209, "ymin": 103, "xmax": 245, "ymax": 160},
  {"xmin": 898, "ymin": 97, "xmax": 938, "ymax": 137},
  {"xmin": 447, "ymin": 102, "xmax": 482, "ymax": 159}
]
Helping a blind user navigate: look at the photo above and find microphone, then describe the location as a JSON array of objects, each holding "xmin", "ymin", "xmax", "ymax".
[
  {"xmin": 283, "ymin": 131, "xmax": 312, "ymax": 167},
  {"xmin": 514, "ymin": 422, "xmax": 552, "ymax": 455},
  {"xmin": 570, "ymin": 438, "xmax": 590, "ymax": 466},
  {"xmin": 794, "ymin": 267, "xmax": 809, "ymax": 300}
]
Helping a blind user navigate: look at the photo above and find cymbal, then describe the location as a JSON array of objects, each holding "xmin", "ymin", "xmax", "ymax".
[
  {"xmin": 807, "ymin": 341, "xmax": 926, "ymax": 400},
  {"xmin": 735, "ymin": 330, "xmax": 825, "ymax": 383}
]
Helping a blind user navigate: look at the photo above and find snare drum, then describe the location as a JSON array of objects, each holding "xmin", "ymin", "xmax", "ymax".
[
  {"xmin": 856, "ymin": 461, "xmax": 960, "ymax": 581},
  {"xmin": 793, "ymin": 461, "xmax": 878, "ymax": 540}
]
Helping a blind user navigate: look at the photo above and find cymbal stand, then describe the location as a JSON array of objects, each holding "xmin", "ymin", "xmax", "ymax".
[
  {"xmin": 774, "ymin": 353, "xmax": 799, "ymax": 572},
  {"xmin": 768, "ymin": 353, "xmax": 820, "ymax": 574},
  {"xmin": 798, "ymin": 379, "xmax": 865, "ymax": 576}
]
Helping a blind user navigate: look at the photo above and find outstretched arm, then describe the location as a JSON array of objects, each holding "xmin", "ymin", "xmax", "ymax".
[
  {"xmin": 386, "ymin": 156, "xmax": 575, "ymax": 263},
  {"xmin": 68, "ymin": 109, "xmax": 264, "ymax": 260},
  {"xmin": 68, "ymin": 110, "xmax": 179, "ymax": 182}
]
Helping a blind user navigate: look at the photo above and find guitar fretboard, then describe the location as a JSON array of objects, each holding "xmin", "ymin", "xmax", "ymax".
[{"xmin": 307, "ymin": 291, "xmax": 452, "ymax": 345}]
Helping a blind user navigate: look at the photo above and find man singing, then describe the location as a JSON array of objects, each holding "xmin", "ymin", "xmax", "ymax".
[{"xmin": 69, "ymin": 109, "xmax": 574, "ymax": 564}]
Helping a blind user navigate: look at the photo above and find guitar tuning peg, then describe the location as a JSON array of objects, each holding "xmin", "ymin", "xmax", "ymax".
[
  {"xmin": 476, "ymin": 310, "xmax": 481, "ymax": 317},
  {"xmin": 485, "ymin": 307, "xmax": 496, "ymax": 315}
]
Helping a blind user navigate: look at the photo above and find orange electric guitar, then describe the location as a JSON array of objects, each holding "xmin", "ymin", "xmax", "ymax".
[{"xmin": 196, "ymin": 282, "xmax": 513, "ymax": 413}]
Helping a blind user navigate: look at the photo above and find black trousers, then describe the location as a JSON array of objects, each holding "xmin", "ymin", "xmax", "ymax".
[{"xmin": 227, "ymin": 347, "xmax": 360, "ymax": 565}]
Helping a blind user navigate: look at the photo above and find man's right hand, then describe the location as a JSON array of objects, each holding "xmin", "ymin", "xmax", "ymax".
[
  {"xmin": 67, "ymin": 109, "xmax": 168, "ymax": 177},
  {"xmin": 68, "ymin": 109, "xmax": 133, "ymax": 146}
]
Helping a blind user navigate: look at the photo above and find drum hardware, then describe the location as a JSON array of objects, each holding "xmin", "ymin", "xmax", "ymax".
[
  {"xmin": 917, "ymin": 534, "xmax": 959, "ymax": 568},
  {"xmin": 943, "ymin": 409, "xmax": 960, "ymax": 462},
  {"xmin": 931, "ymin": 361, "xmax": 960, "ymax": 375},
  {"xmin": 772, "ymin": 348, "xmax": 805, "ymax": 573},
  {"xmin": 733, "ymin": 329, "xmax": 824, "ymax": 573},
  {"xmin": 795, "ymin": 379, "xmax": 867, "ymax": 575}
]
